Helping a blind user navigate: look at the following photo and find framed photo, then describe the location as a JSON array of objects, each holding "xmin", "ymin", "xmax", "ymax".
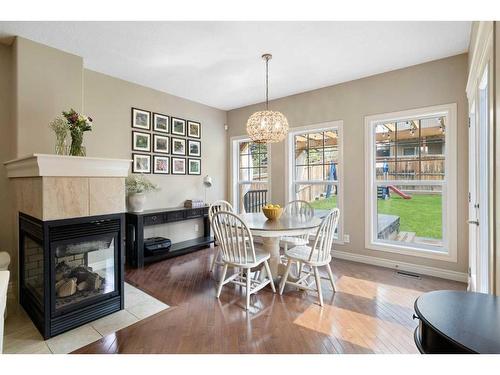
[
  {"xmin": 188, "ymin": 158, "xmax": 201, "ymax": 175},
  {"xmin": 153, "ymin": 113, "xmax": 169, "ymax": 133},
  {"xmin": 171, "ymin": 137, "xmax": 186, "ymax": 155},
  {"xmin": 188, "ymin": 121, "xmax": 201, "ymax": 139},
  {"xmin": 153, "ymin": 134, "xmax": 169, "ymax": 154},
  {"xmin": 132, "ymin": 131, "xmax": 151, "ymax": 152},
  {"xmin": 131, "ymin": 108, "xmax": 151, "ymax": 130},
  {"xmin": 153, "ymin": 155, "xmax": 170, "ymax": 174},
  {"xmin": 188, "ymin": 139, "xmax": 201, "ymax": 157},
  {"xmin": 171, "ymin": 117, "xmax": 186, "ymax": 136},
  {"xmin": 171, "ymin": 157, "xmax": 186, "ymax": 175},
  {"xmin": 132, "ymin": 153, "xmax": 151, "ymax": 173}
]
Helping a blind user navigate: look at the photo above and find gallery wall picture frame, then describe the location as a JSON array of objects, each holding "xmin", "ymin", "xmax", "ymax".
[
  {"xmin": 172, "ymin": 157, "xmax": 187, "ymax": 175},
  {"xmin": 153, "ymin": 134, "xmax": 170, "ymax": 154},
  {"xmin": 188, "ymin": 158, "xmax": 201, "ymax": 175},
  {"xmin": 153, "ymin": 112, "xmax": 169, "ymax": 133},
  {"xmin": 132, "ymin": 131, "xmax": 151, "ymax": 152},
  {"xmin": 171, "ymin": 117, "xmax": 186, "ymax": 136},
  {"xmin": 188, "ymin": 121, "xmax": 201, "ymax": 139},
  {"xmin": 171, "ymin": 137, "xmax": 186, "ymax": 155},
  {"xmin": 132, "ymin": 108, "xmax": 151, "ymax": 130},
  {"xmin": 153, "ymin": 155, "xmax": 170, "ymax": 174},
  {"xmin": 188, "ymin": 139, "xmax": 201, "ymax": 157},
  {"xmin": 132, "ymin": 153, "xmax": 151, "ymax": 174}
]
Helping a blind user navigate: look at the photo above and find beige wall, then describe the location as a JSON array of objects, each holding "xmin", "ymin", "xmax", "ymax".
[
  {"xmin": 0, "ymin": 43, "xmax": 15, "ymax": 271},
  {"xmin": 83, "ymin": 70, "xmax": 227, "ymax": 243},
  {"xmin": 227, "ymin": 54, "xmax": 469, "ymax": 274},
  {"xmin": 14, "ymin": 37, "xmax": 84, "ymax": 156}
]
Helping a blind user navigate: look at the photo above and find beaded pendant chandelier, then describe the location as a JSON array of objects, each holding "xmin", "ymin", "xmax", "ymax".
[{"xmin": 246, "ymin": 54, "xmax": 289, "ymax": 144}]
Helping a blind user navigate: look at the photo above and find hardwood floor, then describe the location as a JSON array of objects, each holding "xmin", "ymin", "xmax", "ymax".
[{"xmin": 74, "ymin": 246, "xmax": 465, "ymax": 354}]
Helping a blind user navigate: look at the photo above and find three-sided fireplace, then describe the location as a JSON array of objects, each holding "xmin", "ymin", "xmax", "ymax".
[{"xmin": 19, "ymin": 212, "xmax": 125, "ymax": 339}]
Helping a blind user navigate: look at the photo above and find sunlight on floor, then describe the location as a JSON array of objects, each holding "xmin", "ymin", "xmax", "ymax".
[
  {"xmin": 292, "ymin": 303, "xmax": 416, "ymax": 353},
  {"xmin": 335, "ymin": 275, "xmax": 422, "ymax": 306}
]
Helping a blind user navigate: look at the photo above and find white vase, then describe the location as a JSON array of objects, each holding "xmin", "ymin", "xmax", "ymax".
[{"xmin": 128, "ymin": 193, "xmax": 146, "ymax": 212}]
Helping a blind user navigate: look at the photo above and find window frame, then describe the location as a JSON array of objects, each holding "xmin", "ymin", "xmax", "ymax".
[
  {"xmin": 230, "ymin": 135, "xmax": 272, "ymax": 213},
  {"xmin": 364, "ymin": 104, "xmax": 458, "ymax": 262},
  {"xmin": 285, "ymin": 120, "xmax": 344, "ymax": 244}
]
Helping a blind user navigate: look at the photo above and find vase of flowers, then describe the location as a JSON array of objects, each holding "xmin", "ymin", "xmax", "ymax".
[
  {"xmin": 125, "ymin": 174, "xmax": 160, "ymax": 212},
  {"xmin": 49, "ymin": 117, "xmax": 69, "ymax": 155},
  {"xmin": 62, "ymin": 109, "xmax": 93, "ymax": 156}
]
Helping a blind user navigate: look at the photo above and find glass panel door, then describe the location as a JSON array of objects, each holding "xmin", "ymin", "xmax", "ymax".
[{"xmin": 52, "ymin": 233, "xmax": 118, "ymax": 315}]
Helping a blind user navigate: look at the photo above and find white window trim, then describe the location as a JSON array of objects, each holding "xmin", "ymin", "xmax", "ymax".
[
  {"xmin": 285, "ymin": 120, "xmax": 344, "ymax": 244},
  {"xmin": 364, "ymin": 104, "xmax": 458, "ymax": 262},
  {"xmin": 230, "ymin": 135, "xmax": 272, "ymax": 213}
]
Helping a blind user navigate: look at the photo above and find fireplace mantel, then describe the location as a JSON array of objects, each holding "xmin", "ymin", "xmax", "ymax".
[{"xmin": 4, "ymin": 154, "xmax": 131, "ymax": 178}]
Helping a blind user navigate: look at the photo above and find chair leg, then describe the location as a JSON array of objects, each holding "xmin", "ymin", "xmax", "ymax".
[
  {"xmin": 279, "ymin": 260, "xmax": 293, "ymax": 295},
  {"xmin": 326, "ymin": 263, "xmax": 336, "ymax": 292},
  {"xmin": 210, "ymin": 247, "xmax": 221, "ymax": 273},
  {"xmin": 297, "ymin": 261, "xmax": 303, "ymax": 276},
  {"xmin": 263, "ymin": 260, "xmax": 276, "ymax": 293},
  {"xmin": 216, "ymin": 263, "xmax": 228, "ymax": 298},
  {"xmin": 246, "ymin": 268, "xmax": 252, "ymax": 310},
  {"xmin": 313, "ymin": 266, "xmax": 324, "ymax": 307}
]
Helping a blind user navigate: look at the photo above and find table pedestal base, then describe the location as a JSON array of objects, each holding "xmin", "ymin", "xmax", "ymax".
[{"xmin": 258, "ymin": 236, "xmax": 298, "ymax": 284}]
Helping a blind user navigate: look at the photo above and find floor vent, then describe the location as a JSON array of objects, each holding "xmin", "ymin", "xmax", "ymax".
[{"xmin": 396, "ymin": 270, "xmax": 421, "ymax": 279}]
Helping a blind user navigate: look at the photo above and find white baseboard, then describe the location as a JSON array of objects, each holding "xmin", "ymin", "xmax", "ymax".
[{"xmin": 332, "ymin": 250, "xmax": 468, "ymax": 283}]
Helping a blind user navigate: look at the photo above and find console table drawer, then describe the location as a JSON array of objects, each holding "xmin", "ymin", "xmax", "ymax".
[
  {"xmin": 166, "ymin": 211, "xmax": 185, "ymax": 222},
  {"xmin": 144, "ymin": 214, "xmax": 165, "ymax": 226},
  {"xmin": 185, "ymin": 208, "xmax": 205, "ymax": 218}
]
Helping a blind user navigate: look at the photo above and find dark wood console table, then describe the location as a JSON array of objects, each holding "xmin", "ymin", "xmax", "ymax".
[
  {"xmin": 126, "ymin": 206, "xmax": 214, "ymax": 268},
  {"xmin": 413, "ymin": 290, "xmax": 500, "ymax": 354}
]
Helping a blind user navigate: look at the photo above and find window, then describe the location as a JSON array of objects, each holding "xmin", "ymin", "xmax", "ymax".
[
  {"xmin": 231, "ymin": 137, "xmax": 270, "ymax": 213},
  {"xmin": 365, "ymin": 104, "xmax": 457, "ymax": 261},
  {"xmin": 287, "ymin": 121, "xmax": 343, "ymax": 241}
]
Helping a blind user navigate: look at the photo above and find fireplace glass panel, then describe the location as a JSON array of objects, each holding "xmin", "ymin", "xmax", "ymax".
[
  {"xmin": 24, "ymin": 236, "xmax": 44, "ymax": 307},
  {"xmin": 53, "ymin": 234, "xmax": 117, "ymax": 312}
]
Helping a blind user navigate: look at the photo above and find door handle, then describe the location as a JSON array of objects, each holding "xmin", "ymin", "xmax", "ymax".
[{"xmin": 467, "ymin": 219, "xmax": 479, "ymax": 226}]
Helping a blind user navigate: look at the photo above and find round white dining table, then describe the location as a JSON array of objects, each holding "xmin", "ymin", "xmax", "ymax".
[{"xmin": 239, "ymin": 212, "xmax": 322, "ymax": 280}]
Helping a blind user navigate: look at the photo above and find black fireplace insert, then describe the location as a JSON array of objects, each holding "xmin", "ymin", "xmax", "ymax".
[{"xmin": 19, "ymin": 212, "xmax": 125, "ymax": 339}]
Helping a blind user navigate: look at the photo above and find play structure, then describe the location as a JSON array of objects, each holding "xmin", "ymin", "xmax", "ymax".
[
  {"xmin": 325, "ymin": 163, "xmax": 337, "ymax": 198},
  {"xmin": 377, "ymin": 185, "xmax": 412, "ymax": 200}
]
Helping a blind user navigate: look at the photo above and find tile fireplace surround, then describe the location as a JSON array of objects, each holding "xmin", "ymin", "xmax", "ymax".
[
  {"xmin": 4, "ymin": 154, "xmax": 132, "ymax": 339},
  {"xmin": 4, "ymin": 154, "xmax": 132, "ymax": 221}
]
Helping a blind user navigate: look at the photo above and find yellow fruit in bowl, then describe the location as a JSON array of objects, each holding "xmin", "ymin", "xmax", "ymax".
[{"xmin": 262, "ymin": 204, "xmax": 283, "ymax": 220}]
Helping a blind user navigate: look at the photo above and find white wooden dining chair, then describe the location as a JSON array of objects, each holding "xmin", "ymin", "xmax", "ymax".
[
  {"xmin": 279, "ymin": 208, "xmax": 340, "ymax": 306},
  {"xmin": 211, "ymin": 211, "xmax": 276, "ymax": 310},
  {"xmin": 280, "ymin": 200, "xmax": 314, "ymax": 274},
  {"xmin": 280, "ymin": 200, "xmax": 315, "ymax": 251},
  {"xmin": 208, "ymin": 200, "xmax": 234, "ymax": 272}
]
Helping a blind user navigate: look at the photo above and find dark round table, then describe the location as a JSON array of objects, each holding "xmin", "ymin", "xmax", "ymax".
[{"xmin": 413, "ymin": 290, "xmax": 500, "ymax": 354}]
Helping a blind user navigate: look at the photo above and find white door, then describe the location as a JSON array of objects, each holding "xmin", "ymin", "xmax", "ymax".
[
  {"xmin": 468, "ymin": 65, "xmax": 491, "ymax": 293},
  {"xmin": 468, "ymin": 103, "xmax": 478, "ymax": 291},
  {"xmin": 477, "ymin": 66, "xmax": 490, "ymax": 293}
]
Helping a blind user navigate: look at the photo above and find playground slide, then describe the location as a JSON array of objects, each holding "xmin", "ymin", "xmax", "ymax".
[{"xmin": 388, "ymin": 185, "xmax": 412, "ymax": 199}]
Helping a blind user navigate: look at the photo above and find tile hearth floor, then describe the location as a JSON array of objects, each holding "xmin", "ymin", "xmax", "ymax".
[{"xmin": 3, "ymin": 283, "xmax": 169, "ymax": 354}]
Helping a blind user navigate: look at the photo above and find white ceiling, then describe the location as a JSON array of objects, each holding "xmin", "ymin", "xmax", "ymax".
[{"xmin": 0, "ymin": 21, "xmax": 471, "ymax": 110}]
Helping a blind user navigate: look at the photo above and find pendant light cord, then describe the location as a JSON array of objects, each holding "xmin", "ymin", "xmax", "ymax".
[{"xmin": 265, "ymin": 56, "xmax": 269, "ymax": 110}]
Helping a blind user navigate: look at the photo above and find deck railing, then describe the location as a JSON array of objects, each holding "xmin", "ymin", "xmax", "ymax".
[{"xmin": 243, "ymin": 189, "xmax": 268, "ymax": 213}]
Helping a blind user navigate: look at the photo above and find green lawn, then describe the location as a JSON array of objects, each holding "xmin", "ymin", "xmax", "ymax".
[
  {"xmin": 309, "ymin": 196, "xmax": 337, "ymax": 210},
  {"xmin": 377, "ymin": 194, "xmax": 442, "ymax": 239},
  {"xmin": 309, "ymin": 194, "xmax": 442, "ymax": 239}
]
